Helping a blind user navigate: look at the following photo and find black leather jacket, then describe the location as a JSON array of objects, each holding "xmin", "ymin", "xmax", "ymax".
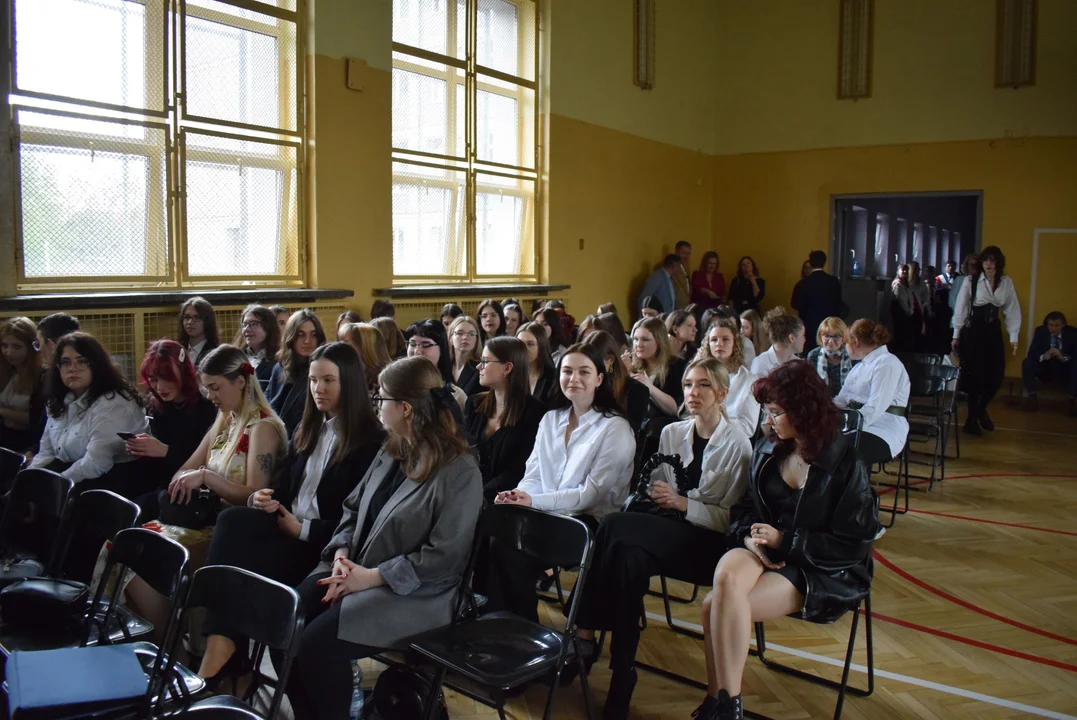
[{"xmin": 729, "ymin": 433, "xmax": 877, "ymax": 623}]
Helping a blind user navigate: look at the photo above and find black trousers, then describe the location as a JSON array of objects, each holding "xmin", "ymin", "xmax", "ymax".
[
  {"xmin": 959, "ymin": 314, "xmax": 1005, "ymax": 420},
  {"xmin": 857, "ymin": 431, "xmax": 895, "ymax": 466},
  {"xmin": 573, "ymin": 512, "xmax": 730, "ymax": 671},
  {"xmin": 280, "ymin": 572, "xmax": 382, "ymax": 720}
]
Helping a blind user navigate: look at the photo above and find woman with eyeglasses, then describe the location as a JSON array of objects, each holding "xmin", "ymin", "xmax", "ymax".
[
  {"xmin": 503, "ymin": 303, "xmax": 527, "ymax": 336},
  {"xmin": 233, "ymin": 305, "xmax": 281, "ymax": 393},
  {"xmin": 404, "ymin": 320, "xmax": 468, "ymax": 411},
  {"xmin": 285, "ymin": 357, "xmax": 481, "ymax": 720},
  {"xmin": 624, "ymin": 317, "xmax": 686, "ymax": 417},
  {"xmin": 516, "ymin": 321, "xmax": 558, "ymax": 404},
  {"xmin": 268, "ymin": 309, "xmax": 328, "ymax": 438},
  {"xmin": 31, "ymin": 333, "xmax": 147, "ymax": 495},
  {"xmin": 476, "ymin": 298, "xmax": 506, "ymax": 344},
  {"xmin": 699, "ymin": 317, "xmax": 760, "ymax": 439},
  {"xmin": 448, "ymin": 315, "xmax": 483, "ymax": 396},
  {"xmin": 197, "ymin": 342, "xmax": 385, "ymax": 689},
  {"xmin": 337, "ymin": 322, "xmax": 391, "ymax": 396},
  {"xmin": 695, "ymin": 360, "xmax": 877, "ymax": 720},
  {"xmin": 0, "ymin": 317, "xmax": 46, "ymax": 456},
  {"xmin": 177, "ymin": 297, "xmax": 220, "ymax": 368},
  {"xmin": 568, "ymin": 358, "xmax": 751, "ymax": 718},
  {"xmin": 465, "ymin": 336, "xmax": 546, "ymax": 502},
  {"xmin": 805, "ymin": 317, "xmax": 855, "ymax": 397}
]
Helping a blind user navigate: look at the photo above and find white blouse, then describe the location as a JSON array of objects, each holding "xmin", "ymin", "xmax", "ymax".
[
  {"xmin": 516, "ymin": 407, "xmax": 635, "ymax": 518},
  {"xmin": 891, "ymin": 281, "xmax": 914, "ymax": 316},
  {"xmin": 31, "ymin": 392, "xmax": 147, "ymax": 483},
  {"xmin": 952, "ymin": 274, "xmax": 1022, "ymax": 343},
  {"xmin": 749, "ymin": 347, "xmax": 780, "ymax": 377},
  {"xmin": 835, "ymin": 346, "xmax": 910, "ymax": 459},
  {"xmin": 741, "ymin": 336, "xmax": 756, "ymax": 370},
  {"xmin": 724, "ymin": 365, "xmax": 760, "ymax": 439},
  {"xmin": 650, "ymin": 418, "xmax": 752, "ymax": 532}
]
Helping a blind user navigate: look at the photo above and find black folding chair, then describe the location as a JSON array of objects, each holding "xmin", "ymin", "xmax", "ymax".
[
  {"xmin": 159, "ymin": 566, "xmax": 304, "ymax": 719},
  {"xmin": 0, "ymin": 447, "xmax": 26, "ymax": 495},
  {"xmin": 0, "ymin": 468, "xmax": 74, "ymax": 590},
  {"xmin": 409, "ymin": 504, "xmax": 596, "ymax": 720},
  {"xmin": 50, "ymin": 488, "xmax": 141, "ymax": 583},
  {"xmin": 870, "ymin": 401, "xmax": 911, "ymax": 528},
  {"xmin": 906, "ymin": 364, "xmax": 960, "ymax": 488}
]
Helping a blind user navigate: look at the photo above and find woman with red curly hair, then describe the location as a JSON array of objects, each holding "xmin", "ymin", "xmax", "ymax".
[{"xmin": 693, "ymin": 360, "xmax": 877, "ymax": 720}]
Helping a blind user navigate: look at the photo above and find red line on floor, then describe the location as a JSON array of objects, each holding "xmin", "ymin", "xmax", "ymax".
[
  {"xmin": 866, "ymin": 609, "xmax": 1077, "ymax": 674},
  {"xmin": 905, "ymin": 508, "xmax": 1077, "ymax": 537},
  {"xmin": 872, "ymin": 550, "xmax": 1077, "ymax": 647}
]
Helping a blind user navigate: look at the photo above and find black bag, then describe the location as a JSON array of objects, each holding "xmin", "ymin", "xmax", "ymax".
[
  {"xmin": 0, "ymin": 556, "xmax": 46, "ymax": 590},
  {"xmin": 0, "ymin": 576, "xmax": 90, "ymax": 631},
  {"xmin": 157, "ymin": 487, "xmax": 220, "ymax": 529},
  {"xmin": 373, "ymin": 666, "xmax": 448, "ymax": 720},
  {"xmin": 621, "ymin": 453, "xmax": 689, "ymax": 521}
]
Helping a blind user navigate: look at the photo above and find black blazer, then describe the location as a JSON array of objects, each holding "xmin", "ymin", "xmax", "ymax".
[
  {"xmin": 791, "ymin": 271, "xmax": 844, "ymax": 349},
  {"xmin": 729, "ymin": 276, "xmax": 766, "ymax": 314},
  {"xmin": 255, "ymin": 358, "xmax": 277, "ymax": 394},
  {"xmin": 532, "ymin": 365, "xmax": 558, "ymax": 405},
  {"xmin": 624, "ymin": 377, "xmax": 651, "ymax": 432},
  {"xmin": 464, "ymin": 394, "xmax": 546, "ymax": 501},
  {"xmin": 278, "ymin": 431, "xmax": 385, "ymax": 551},
  {"xmin": 190, "ymin": 340, "xmax": 219, "ymax": 368},
  {"xmin": 268, "ymin": 364, "xmax": 307, "ymax": 439},
  {"xmin": 455, "ymin": 361, "xmax": 482, "ymax": 396},
  {"xmin": 1027, "ymin": 325, "xmax": 1077, "ymax": 362}
]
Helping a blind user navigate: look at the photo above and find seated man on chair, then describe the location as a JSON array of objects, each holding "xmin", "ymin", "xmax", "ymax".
[{"xmin": 1023, "ymin": 311, "xmax": 1077, "ymax": 416}]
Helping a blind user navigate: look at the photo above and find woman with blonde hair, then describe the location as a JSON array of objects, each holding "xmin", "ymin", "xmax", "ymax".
[
  {"xmin": 337, "ymin": 322, "xmax": 391, "ymax": 395},
  {"xmin": 700, "ymin": 317, "xmax": 760, "ymax": 439},
  {"xmin": 370, "ymin": 317, "xmax": 406, "ymax": 359},
  {"xmin": 0, "ymin": 316, "xmax": 45, "ymax": 454},
  {"xmin": 739, "ymin": 308, "xmax": 765, "ymax": 359},
  {"xmin": 805, "ymin": 317, "xmax": 855, "ymax": 397},
  {"xmin": 448, "ymin": 315, "xmax": 483, "ymax": 395},
  {"xmin": 625, "ymin": 316, "xmax": 687, "ymax": 417},
  {"xmin": 516, "ymin": 321, "xmax": 557, "ymax": 403}
]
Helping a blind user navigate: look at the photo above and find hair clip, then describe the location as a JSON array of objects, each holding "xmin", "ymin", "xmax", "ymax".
[{"xmin": 178, "ymin": 347, "xmax": 186, "ymax": 363}]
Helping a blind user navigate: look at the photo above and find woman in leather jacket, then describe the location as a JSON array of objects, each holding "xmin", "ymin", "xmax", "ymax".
[{"xmin": 693, "ymin": 360, "xmax": 878, "ymax": 720}]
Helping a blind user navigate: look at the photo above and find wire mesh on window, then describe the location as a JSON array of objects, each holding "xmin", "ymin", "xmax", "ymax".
[
  {"xmin": 392, "ymin": 57, "xmax": 464, "ymax": 158},
  {"xmin": 476, "ymin": 0, "xmax": 535, "ymax": 81},
  {"xmin": 187, "ymin": 0, "xmax": 298, "ymax": 17},
  {"xmin": 183, "ymin": 1, "xmax": 297, "ymax": 132},
  {"xmin": 79, "ymin": 313, "xmax": 137, "ymax": 380},
  {"xmin": 18, "ymin": 112, "xmax": 169, "ymax": 279},
  {"xmin": 393, "ymin": 0, "xmax": 463, "ymax": 59},
  {"xmin": 474, "ymin": 172, "xmax": 533, "ymax": 276},
  {"xmin": 183, "ymin": 132, "xmax": 299, "ymax": 278},
  {"xmin": 14, "ymin": 0, "xmax": 167, "ymax": 113},
  {"xmin": 392, "ymin": 162, "xmax": 467, "ymax": 277},
  {"xmin": 475, "ymin": 84, "xmax": 533, "ymax": 169}
]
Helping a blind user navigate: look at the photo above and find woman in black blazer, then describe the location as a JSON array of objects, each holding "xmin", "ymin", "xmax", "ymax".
[
  {"xmin": 517, "ymin": 321, "xmax": 558, "ymax": 404},
  {"xmin": 197, "ymin": 342, "xmax": 385, "ymax": 686},
  {"xmin": 233, "ymin": 305, "xmax": 280, "ymax": 393},
  {"xmin": 464, "ymin": 336, "xmax": 546, "ymax": 502},
  {"xmin": 448, "ymin": 315, "xmax": 482, "ymax": 396},
  {"xmin": 268, "ymin": 308, "xmax": 327, "ymax": 437}
]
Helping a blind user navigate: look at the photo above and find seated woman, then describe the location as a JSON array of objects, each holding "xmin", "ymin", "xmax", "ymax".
[
  {"xmin": 738, "ymin": 309, "xmax": 763, "ymax": 369},
  {"xmin": 270, "ymin": 306, "xmax": 291, "ymax": 334},
  {"xmin": 700, "ymin": 317, "xmax": 760, "ymax": 438},
  {"xmin": 197, "ymin": 342, "xmax": 385, "ymax": 686},
  {"xmin": 178, "ymin": 297, "xmax": 220, "ymax": 368},
  {"xmin": 285, "ymin": 357, "xmax": 481, "ymax": 719},
  {"xmin": 516, "ymin": 321, "xmax": 558, "ymax": 403},
  {"xmin": 571, "ymin": 358, "xmax": 752, "ymax": 718},
  {"xmin": 234, "ymin": 305, "xmax": 281, "ymax": 393},
  {"xmin": 805, "ymin": 317, "xmax": 855, "ymax": 397},
  {"xmin": 835, "ymin": 320, "xmax": 911, "ymax": 467},
  {"xmin": 127, "ymin": 340, "xmax": 217, "ymax": 520},
  {"xmin": 625, "ymin": 317, "xmax": 687, "ymax": 417},
  {"xmin": 0, "ymin": 317, "xmax": 46, "ymax": 455},
  {"xmin": 749, "ymin": 307, "xmax": 804, "ymax": 377},
  {"xmin": 464, "ymin": 336, "xmax": 546, "ymax": 502},
  {"xmin": 448, "ymin": 315, "xmax": 483, "ymax": 396},
  {"xmin": 583, "ymin": 330, "xmax": 649, "ymax": 432},
  {"xmin": 335, "ymin": 310, "xmax": 363, "ymax": 336},
  {"xmin": 477, "ymin": 298, "xmax": 506, "ymax": 343},
  {"xmin": 159, "ymin": 345, "xmax": 288, "ymax": 527},
  {"xmin": 503, "ymin": 302, "xmax": 527, "ymax": 336},
  {"xmin": 482, "ymin": 343, "xmax": 635, "ymax": 622},
  {"xmin": 593, "ymin": 312, "xmax": 630, "ymax": 352},
  {"xmin": 405, "ymin": 320, "xmax": 468, "ymax": 410},
  {"xmin": 31, "ymin": 332, "xmax": 146, "ymax": 496},
  {"xmin": 535, "ymin": 308, "xmax": 571, "ymax": 361},
  {"xmin": 268, "ymin": 309, "xmax": 327, "ymax": 438},
  {"xmin": 370, "ymin": 317, "xmax": 407, "ymax": 359},
  {"xmin": 695, "ymin": 360, "xmax": 877, "ymax": 720},
  {"xmin": 337, "ymin": 322, "xmax": 391, "ymax": 396},
  {"xmin": 666, "ymin": 310, "xmax": 699, "ymax": 361},
  {"xmin": 440, "ymin": 303, "xmax": 464, "ymax": 330}
]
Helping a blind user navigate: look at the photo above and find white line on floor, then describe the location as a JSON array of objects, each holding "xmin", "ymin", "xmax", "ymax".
[
  {"xmin": 993, "ymin": 426, "xmax": 1077, "ymax": 437},
  {"xmin": 642, "ymin": 612, "xmax": 1077, "ymax": 720}
]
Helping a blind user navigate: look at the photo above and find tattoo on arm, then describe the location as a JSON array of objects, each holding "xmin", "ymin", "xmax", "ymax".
[{"xmin": 257, "ymin": 452, "xmax": 275, "ymax": 480}]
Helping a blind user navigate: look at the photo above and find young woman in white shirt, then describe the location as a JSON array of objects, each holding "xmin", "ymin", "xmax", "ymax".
[
  {"xmin": 625, "ymin": 317, "xmax": 687, "ymax": 417},
  {"xmin": 569, "ymin": 358, "xmax": 752, "ymax": 718},
  {"xmin": 482, "ymin": 343, "xmax": 635, "ymax": 622},
  {"xmin": 701, "ymin": 317, "xmax": 761, "ymax": 438},
  {"xmin": 835, "ymin": 320, "xmax": 911, "ymax": 466},
  {"xmin": 749, "ymin": 307, "xmax": 805, "ymax": 377},
  {"xmin": 31, "ymin": 332, "xmax": 146, "ymax": 495},
  {"xmin": 952, "ymin": 246, "xmax": 1022, "ymax": 435}
]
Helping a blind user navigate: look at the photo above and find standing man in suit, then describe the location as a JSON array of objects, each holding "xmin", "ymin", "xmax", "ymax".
[
  {"xmin": 791, "ymin": 250, "xmax": 844, "ymax": 353},
  {"xmin": 673, "ymin": 241, "xmax": 693, "ymax": 309},
  {"xmin": 638, "ymin": 254, "xmax": 681, "ymax": 318},
  {"xmin": 1023, "ymin": 311, "xmax": 1077, "ymax": 416}
]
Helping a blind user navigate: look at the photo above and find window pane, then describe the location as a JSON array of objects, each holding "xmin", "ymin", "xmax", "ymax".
[
  {"xmin": 392, "ymin": 67, "xmax": 451, "ymax": 155},
  {"xmin": 187, "ymin": 0, "xmax": 297, "ymax": 19},
  {"xmin": 393, "ymin": 0, "xmax": 458, "ymax": 58},
  {"xmin": 15, "ymin": 0, "xmax": 164, "ymax": 111},
  {"xmin": 392, "ymin": 163, "xmax": 466, "ymax": 276},
  {"xmin": 476, "ymin": 0, "xmax": 534, "ymax": 80},
  {"xmin": 475, "ymin": 174, "xmax": 533, "ymax": 276}
]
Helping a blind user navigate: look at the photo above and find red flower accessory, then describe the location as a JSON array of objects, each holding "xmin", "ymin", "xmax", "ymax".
[
  {"xmin": 239, "ymin": 362, "xmax": 255, "ymax": 377},
  {"xmin": 236, "ymin": 432, "xmax": 250, "ymax": 455}
]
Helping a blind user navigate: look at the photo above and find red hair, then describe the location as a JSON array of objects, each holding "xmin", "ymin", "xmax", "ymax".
[
  {"xmin": 752, "ymin": 359, "xmax": 840, "ymax": 461},
  {"xmin": 140, "ymin": 339, "xmax": 202, "ymax": 412}
]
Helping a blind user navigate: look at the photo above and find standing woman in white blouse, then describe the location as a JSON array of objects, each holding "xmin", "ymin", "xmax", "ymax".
[
  {"xmin": 701, "ymin": 316, "xmax": 761, "ymax": 438},
  {"xmin": 952, "ymin": 246, "xmax": 1021, "ymax": 435},
  {"xmin": 31, "ymin": 332, "xmax": 147, "ymax": 495},
  {"xmin": 482, "ymin": 343, "xmax": 636, "ymax": 622}
]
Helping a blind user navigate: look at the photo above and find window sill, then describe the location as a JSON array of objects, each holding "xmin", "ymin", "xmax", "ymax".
[
  {"xmin": 373, "ymin": 284, "xmax": 569, "ymax": 299},
  {"xmin": 0, "ymin": 288, "xmax": 353, "ymax": 312}
]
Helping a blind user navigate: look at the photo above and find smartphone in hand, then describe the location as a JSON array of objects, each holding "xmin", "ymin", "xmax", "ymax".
[{"xmin": 116, "ymin": 432, "xmax": 138, "ymax": 441}]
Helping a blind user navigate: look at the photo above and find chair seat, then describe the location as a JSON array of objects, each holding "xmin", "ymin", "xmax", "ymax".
[
  {"xmin": 0, "ymin": 602, "xmax": 154, "ymax": 659},
  {"xmin": 181, "ymin": 693, "xmax": 264, "ymax": 718},
  {"xmin": 409, "ymin": 611, "xmax": 575, "ymax": 690},
  {"xmin": 129, "ymin": 641, "xmax": 207, "ymax": 702}
]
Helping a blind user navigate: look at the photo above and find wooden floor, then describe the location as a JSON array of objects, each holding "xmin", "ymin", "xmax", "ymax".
[{"xmin": 424, "ymin": 400, "xmax": 1077, "ymax": 719}]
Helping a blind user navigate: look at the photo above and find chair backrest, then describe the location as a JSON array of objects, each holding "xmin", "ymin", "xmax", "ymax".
[
  {"xmin": 0, "ymin": 468, "xmax": 74, "ymax": 560},
  {"xmin": 479, "ymin": 504, "xmax": 591, "ymax": 572},
  {"xmin": 838, "ymin": 409, "xmax": 863, "ymax": 450},
  {"xmin": 907, "ymin": 363, "xmax": 949, "ymax": 399},
  {"xmin": 51, "ymin": 489, "xmax": 141, "ymax": 579},
  {"xmin": 896, "ymin": 352, "xmax": 943, "ymax": 367},
  {"xmin": 0, "ymin": 447, "xmax": 26, "ymax": 494}
]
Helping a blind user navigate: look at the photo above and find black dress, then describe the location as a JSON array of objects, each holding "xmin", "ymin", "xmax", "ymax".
[
  {"xmin": 464, "ymin": 394, "xmax": 546, "ymax": 502},
  {"xmin": 729, "ymin": 276, "xmax": 766, "ymax": 314},
  {"xmin": 758, "ymin": 468, "xmax": 807, "ymax": 596},
  {"xmin": 646, "ymin": 357, "xmax": 687, "ymax": 418}
]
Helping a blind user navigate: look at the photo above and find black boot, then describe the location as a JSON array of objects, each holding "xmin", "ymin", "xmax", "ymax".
[
  {"xmin": 715, "ymin": 689, "xmax": 743, "ymax": 720},
  {"xmin": 691, "ymin": 695, "xmax": 719, "ymax": 718},
  {"xmin": 556, "ymin": 636, "xmax": 598, "ymax": 686},
  {"xmin": 979, "ymin": 409, "xmax": 995, "ymax": 431},
  {"xmin": 963, "ymin": 417, "xmax": 983, "ymax": 435},
  {"xmin": 601, "ymin": 667, "xmax": 637, "ymax": 720}
]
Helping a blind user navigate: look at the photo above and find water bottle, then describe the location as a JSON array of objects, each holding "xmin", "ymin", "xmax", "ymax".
[{"xmin": 349, "ymin": 661, "xmax": 364, "ymax": 719}]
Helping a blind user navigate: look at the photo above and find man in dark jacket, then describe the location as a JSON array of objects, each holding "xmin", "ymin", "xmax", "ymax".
[
  {"xmin": 1023, "ymin": 311, "xmax": 1077, "ymax": 416},
  {"xmin": 791, "ymin": 250, "xmax": 844, "ymax": 353}
]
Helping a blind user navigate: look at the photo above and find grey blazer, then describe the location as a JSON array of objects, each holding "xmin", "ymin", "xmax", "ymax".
[{"xmin": 315, "ymin": 448, "xmax": 482, "ymax": 648}]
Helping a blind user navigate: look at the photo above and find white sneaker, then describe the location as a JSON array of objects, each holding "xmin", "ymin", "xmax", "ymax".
[{"xmin": 874, "ymin": 526, "xmax": 887, "ymax": 541}]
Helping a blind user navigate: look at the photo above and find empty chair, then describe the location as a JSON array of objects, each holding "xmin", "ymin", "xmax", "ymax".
[{"xmin": 0, "ymin": 468, "xmax": 73, "ymax": 589}]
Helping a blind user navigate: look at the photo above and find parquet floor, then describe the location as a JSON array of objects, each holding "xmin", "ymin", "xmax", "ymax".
[{"xmin": 423, "ymin": 400, "xmax": 1077, "ymax": 719}]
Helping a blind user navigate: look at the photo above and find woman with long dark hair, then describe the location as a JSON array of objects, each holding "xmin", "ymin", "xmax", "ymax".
[
  {"xmin": 952, "ymin": 245, "xmax": 1021, "ymax": 434},
  {"xmin": 593, "ymin": 312, "xmax": 630, "ymax": 352},
  {"xmin": 584, "ymin": 330, "xmax": 649, "ymax": 432},
  {"xmin": 694, "ymin": 360, "xmax": 877, "ymax": 720},
  {"xmin": 234, "ymin": 304, "xmax": 281, "ymax": 393},
  {"xmin": 405, "ymin": 320, "xmax": 468, "ymax": 410},
  {"xmin": 728, "ymin": 256, "xmax": 765, "ymax": 314},
  {"xmin": 198, "ymin": 342, "xmax": 385, "ymax": 688},
  {"xmin": 440, "ymin": 303, "xmax": 464, "ymax": 330},
  {"xmin": 178, "ymin": 297, "xmax": 220, "ymax": 367},
  {"xmin": 536, "ymin": 307, "xmax": 569, "ymax": 360},
  {"xmin": 476, "ymin": 298, "xmax": 506, "ymax": 344},
  {"xmin": 502, "ymin": 303, "xmax": 526, "ymax": 336},
  {"xmin": 666, "ymin": 310, "xmax": 699, "ymax": 361},
  {"xmin": 0, "ymin": 316, "xmax": 46, "ymax": 454},
  {"xmin": 285, "ymin": 357, "xmax": 481, "ymax": 719},
  {"xmin": 516, "ymin": 321, "xmax": 558, "ymax": 403},
  {"xmin": 268, "ymin": 309, "xmax": 327, "ymax": 437},
  {"xmin": 465, "ymin": 336, "xmax": 545, "ymax": 501}
]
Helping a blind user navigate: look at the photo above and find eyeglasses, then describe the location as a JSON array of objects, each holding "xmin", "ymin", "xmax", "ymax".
[
  {"xmin": 453, "ymin": 331, "xmax": 478, "ymax": 339},
  {"xmin": 371, "ymin": 395, "xmax": 400, "ymax": 407},
  {"xmin": 58, "ymin": 357, "xmax": 90, "ymax": 370},
  {"xmin": 407, "ymin": 340, "xmax": 437, "ymax": 350},
  {"xmin": 477, "ymin": 358, "xmax": 505, "ymax": 368},
  {"xmin": 763, "ymin": 408, "xmax": 787, "ymax": 421},
  {"xmin": 241, "ymin": 321, "xmax": 264, "ymax": 329},
  {"xmin": 182, "ymin": 314, "xmax": 203, "ymax": 323},
  {"xmin": 822, "ymin": 334, "xmax": 844, "ymax": 342}
]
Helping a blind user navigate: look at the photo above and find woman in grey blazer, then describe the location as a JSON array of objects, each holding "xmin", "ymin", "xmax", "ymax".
[{"xmin": 285, "ymin": 356, "xmax": 482, "ymax": 719}]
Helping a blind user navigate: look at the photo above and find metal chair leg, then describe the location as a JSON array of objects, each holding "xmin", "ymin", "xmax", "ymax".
[
  {"xmin": 423, "ymin": 666, "xmax": 447, "ymax": 720},
  {"xmin": 576, "ymin": 640, "xmax": 597, "ymax": 720},
  {"xmin": 647, "ymin": 576, "xmax": 700, "ymax": 604},
  {"xmin": 658, "ymin": 576, "xmax": 704, "ymax": 640}
]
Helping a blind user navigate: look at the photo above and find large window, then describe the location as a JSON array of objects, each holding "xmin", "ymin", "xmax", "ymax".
[
  {"xmin": 10, "ymin": 0, "xmax": 302, "ymax": 288},
  {"xmin": 391, "ymin": 0, "xmax": 538, "ymax": 283}
]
